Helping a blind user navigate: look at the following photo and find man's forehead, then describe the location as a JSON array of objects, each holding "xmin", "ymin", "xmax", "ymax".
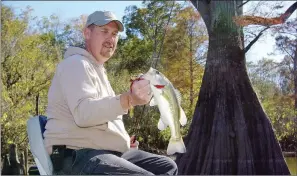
[{"xmin": 98, "ymin": 22, "xmax": 119, "ymax": 31}]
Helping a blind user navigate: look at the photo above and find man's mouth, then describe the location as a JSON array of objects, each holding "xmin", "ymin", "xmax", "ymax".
[
  {"xmin": 104, "ymin": 45, "xmax": 113, "ymax": 49},
  {"xmin": 103, "ymin": 43, "xmax": 113, "ymax": 49}
]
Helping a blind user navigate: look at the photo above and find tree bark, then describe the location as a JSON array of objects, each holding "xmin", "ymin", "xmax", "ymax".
[
  {"xmin": 24, "ymin": 148, "xmax": 28, "ymax": 175},
  {"xmin": 176, "ymin": 0, "xmax": 290, "ymax": 174},
  {"xmin": 35, "ymin": 93, "xmax": 39, "ymax": 116},
  {"xmin": 2, "ymin": 154, "xmax": 10, "ymax": 175},
  {"xmin": 1, "ymin": 144, "xmax": 25, "ymax": 175}
]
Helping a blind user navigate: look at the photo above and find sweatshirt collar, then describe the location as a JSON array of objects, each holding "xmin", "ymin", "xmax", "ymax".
[{"xmin": 64, "ymin": 46, "xmax": 104, "ymax": 67}]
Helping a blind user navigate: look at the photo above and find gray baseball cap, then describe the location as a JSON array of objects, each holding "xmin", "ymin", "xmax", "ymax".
[{"xmin": 85, "ymin": 11, "xmax": 124, "ymax": 32}]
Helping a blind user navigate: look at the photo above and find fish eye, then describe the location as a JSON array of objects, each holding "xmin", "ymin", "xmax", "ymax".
[{"xmin": 156, "ymin": 71, "xmax": 160, "ymax": 74}]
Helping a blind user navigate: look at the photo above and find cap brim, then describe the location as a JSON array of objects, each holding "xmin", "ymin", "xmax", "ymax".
[
  {"xmin": 113, "ymin": 20, "xmax": 124, "ymax": 32},
  {"xmin": 93, "ymin": 20, "xmax": 124, "ymax": 32}
]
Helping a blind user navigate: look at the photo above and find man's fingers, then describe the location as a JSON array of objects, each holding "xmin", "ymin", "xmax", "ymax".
[
  {"xmin": 133, "ymin": 81, "xmax": 150, "ymax": 92},
  {"xmin": 132, "ymin": 80, "xmax": 150, "ymax": 89},
  {"xmin": 134, "ymin": 89, "xmax": 152, "ymax": 100},
  {"xmin": 130, "ymin": 141, "xmax": 139, "ymax": 148},
  {"xmin": 130, "ymin": 78, "xmax": 152, "ymax": 105},
  {"xmin": 136, "ymin": 85, "xmax": 151, "ymax": 95}
]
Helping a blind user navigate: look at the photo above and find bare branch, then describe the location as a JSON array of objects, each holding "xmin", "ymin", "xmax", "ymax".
[
  {"xmin": 281, "ymin": 2, "xmax": 297, "ymax": 23},
  {"xmin": 234, "ymin": 2, "xmax": 297, "ymax": 27},
  {"xmin": 276, "ymin": 32, "xmax": 297, "ymax": 37},
  {"xmin": 152, "ymin": 1, "xmax": 176, "ymax": 69},
  {"xmin": 267, "ymin": 61, "xmax": 288, "ymax": 71},
  {"xmin": 244, "ymin": 27, "xmax": 270, "ymax": 53},
  {"xmin": 282, "ymin": 47, "xmax": 294, "ymax": 60},
  {"xmin": 238, "ymin": 0, "xmax": 251, "ymax": 9}
]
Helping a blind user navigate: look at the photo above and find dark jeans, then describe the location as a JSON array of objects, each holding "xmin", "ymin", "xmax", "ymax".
[{"xmin": 54, "ymin": 148, "xmax": 178, "ymax": 175}]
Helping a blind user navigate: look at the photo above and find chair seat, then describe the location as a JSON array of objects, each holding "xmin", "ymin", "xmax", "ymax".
[{"xmin": 27, "ymin": 115, "xmax": 53, "ymax": 175}]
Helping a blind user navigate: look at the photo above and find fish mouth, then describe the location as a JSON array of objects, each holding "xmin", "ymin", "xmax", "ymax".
[{"xmin": 154, "ymin": 85, "xmax": 165, "ymax": 89}]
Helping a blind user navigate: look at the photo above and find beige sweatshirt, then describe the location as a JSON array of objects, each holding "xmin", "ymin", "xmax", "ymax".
[{"xmin": 44, "ymin": 47, "xmax": 130, "ymax": 154}]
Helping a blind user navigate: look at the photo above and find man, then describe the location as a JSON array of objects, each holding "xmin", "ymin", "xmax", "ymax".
[{"xmin": 44, "ymin": 10, "xmax": 178, "ymax": 175}]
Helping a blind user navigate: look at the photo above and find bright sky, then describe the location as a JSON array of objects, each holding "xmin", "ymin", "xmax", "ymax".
[
  {"xmin": 3, "ymin": 1, "xmax": 143, "ymax": 22},
  {"xmin": 3, "ymin": 1, "xmax": 296, "ymax": 63},
  {"xmin": 244, "ymin": 2, "xmax": 296, "ymax": 63}
]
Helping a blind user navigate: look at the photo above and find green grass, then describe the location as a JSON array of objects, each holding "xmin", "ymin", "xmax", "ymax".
[{"xmin": 285, "ymin": 157, "xmax": 297, "ymax": 175}]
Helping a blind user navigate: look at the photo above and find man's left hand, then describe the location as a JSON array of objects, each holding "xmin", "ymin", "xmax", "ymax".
[{"xmin": 130, "ymin": 135, "xmax": 139, "ymax": 149}]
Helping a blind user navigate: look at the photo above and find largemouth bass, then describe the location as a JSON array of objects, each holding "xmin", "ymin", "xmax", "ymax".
[{"xmin": 142, "ymin": 67, "xmax": 187, "ymax": 155}]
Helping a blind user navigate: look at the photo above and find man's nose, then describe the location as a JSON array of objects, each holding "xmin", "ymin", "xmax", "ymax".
[
  {"xmin": 104, "ymin": 39, "xmax": 114, "ymax": 48},
  {"xmin": 106, "ymin": 33, "xmax": 117, "ymax": 42}
]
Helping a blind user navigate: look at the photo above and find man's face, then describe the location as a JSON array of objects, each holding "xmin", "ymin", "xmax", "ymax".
[{"xmin": 84, "ymin": 21, "xmax": 119, "ymax": 64}]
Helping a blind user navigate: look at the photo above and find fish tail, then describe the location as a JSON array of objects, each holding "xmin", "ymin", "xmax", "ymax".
[{"xmin": 166, "ymin": 137, "xmax": 186, "ymax": 155}]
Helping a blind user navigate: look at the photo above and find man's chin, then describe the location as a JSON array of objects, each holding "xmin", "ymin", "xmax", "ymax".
[
  {"xmin": 97, "ymin": 55, "xmax": 112, "ymax": 63},
  {"xmin": 101, "ymin": 53, "xmax": 113, "ymax": 59}
]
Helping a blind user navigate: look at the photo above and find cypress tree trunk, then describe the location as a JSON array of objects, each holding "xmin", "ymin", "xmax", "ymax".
[{"xmin": 175, "ymin": 0, "xmax": 290, "ymax": 174}]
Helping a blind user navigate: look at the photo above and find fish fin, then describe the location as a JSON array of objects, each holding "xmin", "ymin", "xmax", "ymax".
[
  {"xmin": 157, "ymin": 118, "xmax": 167, "ymax": 131},
  {"xmin": 179, "ymin": 107, "xmax": 187, "ymax": 126},
  {"xmin": 149, "ymin": 97, "xmax": 157, "ymax": 106},
  {"xmin": 167, "ymin": 137, "xmax": 186, "ymax": 155},
  {"xmin": 174, "ymin": 88, "xmax": 182, "ymax": 105}
]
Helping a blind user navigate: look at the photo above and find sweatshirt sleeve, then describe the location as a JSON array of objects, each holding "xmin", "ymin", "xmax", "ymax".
[{"xmin": 57, "ymin": 57, "xmax": 128, "ymax": 127}]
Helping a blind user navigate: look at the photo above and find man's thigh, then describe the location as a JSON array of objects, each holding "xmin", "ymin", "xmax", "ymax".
[
  {"xmin": 69, "ymin": 149, "xmax": 154, "ymax": 175},
  {"xmin": 121, "ymin": 149, "xmax": 178, "ymax": 175}
]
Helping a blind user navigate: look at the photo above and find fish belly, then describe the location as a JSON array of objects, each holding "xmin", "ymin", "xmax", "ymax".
[{"xmin": 157, "ymin": 93, "xmax": 179, "ymax": 138}]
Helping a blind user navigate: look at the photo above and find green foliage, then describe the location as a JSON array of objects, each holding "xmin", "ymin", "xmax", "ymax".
[
  {"xmin": 1, "ymin": 5, "xmax": 62, "ymax": 155},
  {"xmin": 248, "ymin": 59, "xmax": 297, "ymax": 142},
  {"xmin": 262, "ymin": 96, "xmax": 296, "ymax": 140},
  {"xmin": 162, "ymin": 4, "xmax": 206, "ymax": 122},
  {"xmin": 109, "ymin": 36, "xmax": 152, "ymax": 74},
  {"xmin": 115, "ymin": 0, "xmax": 182, "ymax": 74}
]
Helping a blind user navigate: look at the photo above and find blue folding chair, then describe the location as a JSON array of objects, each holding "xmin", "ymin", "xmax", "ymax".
[{"xmin": 27, "ymin": 115, "xmax": 53, "ymax": 175}]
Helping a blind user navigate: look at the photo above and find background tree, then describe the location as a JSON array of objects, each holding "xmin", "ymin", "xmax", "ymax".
[
  {"xmin": 175, "ymin": 0, "xmax": 293, "ymax": 174},
  {"xmin": 247, "ymin": 59, "xmax": 296, "ymax": 144},
  {"xmin": 1, "ymin": 5, "xmax": 62, "ymax": 155},
  {"xmin": 162, "ymin": 3, "xmax": 207, "ymax": 111},
  {"xmin": 270, "ymin": 11, "xmax": 297, "ymax": 153}
]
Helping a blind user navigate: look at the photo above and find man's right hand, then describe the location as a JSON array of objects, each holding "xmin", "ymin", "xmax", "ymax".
[
  {"xmin": 129, "ymin": 79, "xmax": 152, "ymax": 106},
  {"xmin": 120, "ymin": 79, "xmax": 152, "ymax": 111}
]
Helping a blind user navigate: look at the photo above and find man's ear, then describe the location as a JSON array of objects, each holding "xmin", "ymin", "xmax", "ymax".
[{"xmin": 83, "ymin": 27, "xmax": 91, "ymax": 40}]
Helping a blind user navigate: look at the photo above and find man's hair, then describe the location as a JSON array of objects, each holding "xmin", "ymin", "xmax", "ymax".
[
  {"xmin": 87, "ymin": 24, "xmax": 96, "ymax": 31},
  {"xmin": 80, "ymin": 24, "xmax": 97, "ymax": 49}
]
